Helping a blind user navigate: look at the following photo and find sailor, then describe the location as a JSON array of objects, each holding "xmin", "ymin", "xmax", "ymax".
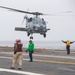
[
  {"xmin": 26, "ymin": 40, "xmax": 34, "ymax": 62},
  {"xmin": 62, "ymin": 40, "xmax": 74, "ymax": 55},
  {"xmin": 10, "ymin": 38, "xmax": 23, "ymax": 70}
]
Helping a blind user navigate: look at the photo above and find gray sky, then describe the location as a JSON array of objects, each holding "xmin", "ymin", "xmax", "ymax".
[{"xmin": 0, "ymin": 0, "xmax": 75, "ymax": 41}]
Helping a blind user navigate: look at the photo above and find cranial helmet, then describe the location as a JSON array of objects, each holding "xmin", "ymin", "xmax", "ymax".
[
  {"xmin": 16, "ymin": 38, "xmax": 21, "ymax": 42},
  {"xmin": 29, "ymin": 40, "xmax": 32, "ymax": 42},
  {"xmin": 67, "ymin": 40, "xmax": 69, "ymax": 42}
]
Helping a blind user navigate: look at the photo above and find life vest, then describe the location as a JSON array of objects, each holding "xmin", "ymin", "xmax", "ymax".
[
  {"xmin": 66, "ymin": 41, "xmax": 70, "ymax": 46},
  {"xmin": 14, "ymin": 42, "xmax": 23, "ymax": 52}
]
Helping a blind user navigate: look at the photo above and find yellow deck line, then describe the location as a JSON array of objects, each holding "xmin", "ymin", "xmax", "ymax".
[
  {"xmin": 34, "ymin": 59, "xmax": 75, "ymax": 65},
  {"xmin": 0, "ymin": 52, "xmax": 75, "ymax": 65}
]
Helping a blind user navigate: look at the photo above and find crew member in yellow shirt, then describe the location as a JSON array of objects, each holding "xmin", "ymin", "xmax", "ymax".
[{"xmin": 62, "ymin": 40, "xmax": 74, "ymax": 55}]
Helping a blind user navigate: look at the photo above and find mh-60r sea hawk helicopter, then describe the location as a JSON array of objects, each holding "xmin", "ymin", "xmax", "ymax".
[{"xmin": 0, "ymin": 6, "xmax": 50, "ymax": 39}]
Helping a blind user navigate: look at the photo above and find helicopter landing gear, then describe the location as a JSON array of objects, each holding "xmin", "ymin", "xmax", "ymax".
[
  {"xmin": 43, "ymin": 33, "xmax": 46, "ymax": 38},
  {"xmin": 30, "ymin": 34, "xmax": 33, "ymax": 39},
  {"xmin": 27, "ymin": 32, "xmax": 30, "ymax": 36}
]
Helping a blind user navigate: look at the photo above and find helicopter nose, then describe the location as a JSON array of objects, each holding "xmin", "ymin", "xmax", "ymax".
[
  {"xmin": 33, "ymin": 26, "xmax": 35, "ymax": 29},
  {"xmin": 39, "ymin": 26, "xmax": 43, "ymax": 30}
]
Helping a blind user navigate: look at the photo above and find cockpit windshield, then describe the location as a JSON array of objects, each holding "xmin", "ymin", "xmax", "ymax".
[
  {"xmin": 33, "ymin": 18, "xmax": 46, "ymax": 28},
  {"xmin": 33, "ymin": 19, "xmax": 38, "ymax": 24}
]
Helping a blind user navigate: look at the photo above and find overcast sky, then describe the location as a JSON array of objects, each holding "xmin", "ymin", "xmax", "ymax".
[{"xmin": 0, "ymin": 0, "xmax": 75, "ymax": 41}]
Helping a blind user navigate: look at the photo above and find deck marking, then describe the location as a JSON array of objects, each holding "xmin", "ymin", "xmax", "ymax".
[
  {"xmin": 0, "ymin": 68, "xmax": 44, "ymax": 75},
  {"xmin": 0, "ymin": 56, "xmax": 75, "ymax": 65},
  {"xmin": 0, "ymin": 52, "xmax": 75, "ymax": 60}
]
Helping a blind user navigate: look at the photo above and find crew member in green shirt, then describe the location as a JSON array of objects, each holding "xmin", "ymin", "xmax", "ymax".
[{"xmin": 26, "ymin": 40, "xmax": 34, "ymax": 62}]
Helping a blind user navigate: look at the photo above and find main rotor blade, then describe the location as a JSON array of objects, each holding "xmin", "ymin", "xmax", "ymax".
[
  {"xmin": 0, "ymin": 6, "xmax": 33, "ymax": 14},
  {"xmin": 0, "ymin": 6, "xmax": 44, "ymax": 15},
  {"xmin": 0, "ymin": 6, "xmax": 72, "ymax": 16},
  {"xmin": 45, "ymin": 11, "xmax": 72, "ymax": 16}
]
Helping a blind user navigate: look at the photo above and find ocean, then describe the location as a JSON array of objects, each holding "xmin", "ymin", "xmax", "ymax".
[{"xmin": 0, "ymin": 41, "xmax": 75, "ymax": 50}]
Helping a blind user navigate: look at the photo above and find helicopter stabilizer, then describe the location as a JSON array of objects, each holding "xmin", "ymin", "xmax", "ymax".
[
  {"xmin": 15, "ymin": 27, "xmax": 27, "ymax": 31},
  {"xmin": 47, "ymin": 29, "xmax": 50, "ymax": 30}
]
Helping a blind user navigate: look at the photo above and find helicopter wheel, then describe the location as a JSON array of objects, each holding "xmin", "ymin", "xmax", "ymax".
[
  {"xmin": 27, "ymin": 32, "xmax": 30, "ymax": 36},
  {"xmin": 43, "ymin": 33, "xmax": 46, "ymax": 38},
  {"xmin": 30, "ymin": 36, "xmax": 33, "ymax": 39}
]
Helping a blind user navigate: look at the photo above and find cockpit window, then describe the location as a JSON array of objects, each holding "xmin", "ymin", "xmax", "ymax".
[
  {"xmin": 42, "ymin": 18, "xmax": 46, "ymax": 25},
  {"xmin": 42, "ymin": 20, "xmax": 46, "ymax": 25},
  {"xmin": 28, "ymin": 17, "xmax": 32, "ymax": 22},
  {"xmin": 33, "ymin": 19, "xmax": 38, "ymax": 24}
]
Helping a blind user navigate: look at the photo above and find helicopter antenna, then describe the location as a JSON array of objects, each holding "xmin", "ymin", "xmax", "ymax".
[
  {"xmin": 25, "ymin": 8, "xmax": 29, "ymax": 16},
  {"xmin": 21, "ymin": 17, "xmax": 25, "ymax": 25}
]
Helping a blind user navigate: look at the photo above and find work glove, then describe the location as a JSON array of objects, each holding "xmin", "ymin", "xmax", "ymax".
[{"xmin": 26, "ymin": 50, "xmax": 28, "ymax": 52}]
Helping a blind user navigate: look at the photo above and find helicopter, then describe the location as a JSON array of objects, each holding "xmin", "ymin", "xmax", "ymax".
[{"xmin": 0, "ymin": 6, "xmax": 50, "ymax": 39}]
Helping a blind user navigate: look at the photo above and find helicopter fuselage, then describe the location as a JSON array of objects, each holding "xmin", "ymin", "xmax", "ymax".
[
  {"xmin": 15, "ymin": 16, "xmax": 50, "ymax": 38},
  {"xmin": 26, "ymin": 17, "xmax": 47, "ymax": 34}
]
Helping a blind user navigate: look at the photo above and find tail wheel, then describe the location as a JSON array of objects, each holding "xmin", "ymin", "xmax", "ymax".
[{"xmin": 30, "ymin": 36, "xmax": 33, "ymax": 39}]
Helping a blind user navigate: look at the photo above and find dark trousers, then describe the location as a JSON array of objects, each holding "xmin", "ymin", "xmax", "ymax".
[
  {"xmin": 29, "ymin": 51, "xmax": 33, "ymax": 61},
  {"xmin": 66, "ymin": 46, "xmax": 70, "ymax": 54}
]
